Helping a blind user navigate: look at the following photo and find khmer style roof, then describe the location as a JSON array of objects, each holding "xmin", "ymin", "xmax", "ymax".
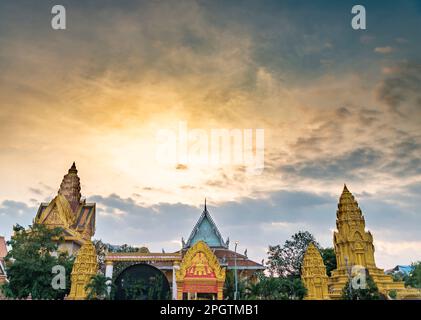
[
  {"xmin": 35, "ymin": 162, "xmax": 96, "ymax": 241},
  {"xmin": 183, "ymin": 199, "xmax": 229, "ymax": 249}
]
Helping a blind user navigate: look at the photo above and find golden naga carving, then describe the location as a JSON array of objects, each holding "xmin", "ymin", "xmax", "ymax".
[
  {"xmin": 68, "ymin": 240, "xmax": 98, "ymax": 300},
  {"xmin": 176, "ymin": 240, "xmax": 225, "ymax": 300},
  {"xmin": 301, "ymin": 243, "xmax": 330, "ymax": 300}
]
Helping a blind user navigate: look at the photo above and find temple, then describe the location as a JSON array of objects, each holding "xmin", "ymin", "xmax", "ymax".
[
  {"xmin": 26, "ymin": 164, "xmax": 421, "ymax": 300},
  {"xmin": 34, "ymin": 163, "xmax": 96, "ymax": 254},
  {"xmin": 104, "ymin": 201, "xmax": 265, "ymax": 300},
  {"xmin": 302, "ymin": 185, "xmax": 421, "ymax": 300}
]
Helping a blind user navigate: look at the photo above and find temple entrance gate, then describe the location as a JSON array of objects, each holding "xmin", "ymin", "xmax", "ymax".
[
  {"xmin": 114, "ymin": 263, "xmax": 171, "ymax": 300},
  {"xmin": 176, "ymin": 241, "xmax": 226, "ymax": 300},
  {"xmin": 104, "ymin": 249, "xmax": 182, "ymax": 299}
]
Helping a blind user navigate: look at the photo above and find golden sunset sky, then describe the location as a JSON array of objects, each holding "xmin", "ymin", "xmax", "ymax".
[{"xmin": 1, "ymin": 0, "xmax": 421, "ymax": 268}]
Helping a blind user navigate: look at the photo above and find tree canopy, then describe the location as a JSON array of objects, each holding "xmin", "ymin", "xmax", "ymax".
[
  {"xmin": 342, "ymin": 272, "xmax": 383, "ymax": 300},
  {"xmin": 320, "ymin": 247, "xmax": 337, "ymax": 276},
  {"xmin": 245, "ymin": 273, "xmax": 307, "ymax": 300},
  {"xmin": 405, "ymin": 262, "xmax": 421, "ymax": 289},
  {"xmin": 267, "ymin": 231, "xmax": 319, "ymax": 277},
  {"xmin": 1, "ymin": 224, "xmax": 74, "ymax": 299}
]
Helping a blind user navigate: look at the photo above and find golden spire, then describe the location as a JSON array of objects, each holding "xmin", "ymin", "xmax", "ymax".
[
  {"xmin": 301, "ymin": 242, "xmax": 329, "ymax": 300},
  {"xmin": 337, "ymin": 184, "xmax": 362, "ymax": 220},
  {"xmin": 58, "ymin": 162, "xmax": 82, "ymax": 213},
  {"xmin": 68, "ymin": 240, "xmax": 98, "ymax": 300}
]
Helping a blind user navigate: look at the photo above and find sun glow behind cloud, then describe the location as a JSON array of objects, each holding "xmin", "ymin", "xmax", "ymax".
[{"xmin": 1, "ymin": 0, "xmax": 421, "ymax": 267}]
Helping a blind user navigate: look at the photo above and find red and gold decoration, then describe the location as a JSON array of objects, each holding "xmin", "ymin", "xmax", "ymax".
[{"xmin": 176, "ymin": 240, "xmax": 226, "ymax": 300}]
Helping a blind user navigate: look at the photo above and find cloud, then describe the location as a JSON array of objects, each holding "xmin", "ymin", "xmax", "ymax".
[
  {"xmin": 376, "ymin": 62, "xmax": 421, "ymax": 114},
  {"xmin": 374, "ymin": 46, "xmax": 394, "ymax": 54},
  {"xmin": 89, "ymin": 186, "xmax": 421, "ymax": 268},
  {"xmin": 29, "ymin": 187, "xmax": 43, "ymax": 196},
  {"xmin": 0, "ymin": 200, "xmax": 36, "ymax": 240},
  {"xmin": 278, "ymin": 147, "xmax": 383, "ymax": 181}
]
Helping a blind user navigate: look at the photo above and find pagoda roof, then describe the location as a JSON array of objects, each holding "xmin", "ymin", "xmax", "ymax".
[{"xmin": 184, "ymin": 200, "xmax": 228, "ymax": 249}]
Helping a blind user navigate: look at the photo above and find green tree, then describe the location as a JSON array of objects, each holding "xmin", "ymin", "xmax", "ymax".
[
  {"xmin": 405, "ymin": 262, "xmax": 421, "ymax": 288},
  {"xmin": 119, "ymin": 273, "xmax": 169, "ymax": 300},
  {"xmin": 1, "ymin": 224, "xmax": 74, "ymax": 299},
  {"xmin": 342, "ymin": 272, "xmax": 383, "ymax": 300},
  {"xmin": 223, "ymin": 269, "xmax": 247, "ymax": 299},
  {"xmin": 244, "ymin": 275, "xmax": 306, "ymax": 300},
  {"xmin": 114, "ymin": 244, "xmax": 139, "ymax": 253},
  {"xmin": 147, "ymin": 273, "xmax": 170, "ymax": 300},
  {"xmin": 267, "ymin": 231, "xmax": 319, "ymax": 277},
  {"xmin": 86, "ymin": 274, "xmax": 113, "ymax": 300},
  {"xmin": 320, "ymin": 247, "xmax": 337, "ymax": 276}
]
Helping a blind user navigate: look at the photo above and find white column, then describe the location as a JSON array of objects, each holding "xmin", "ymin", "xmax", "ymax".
[
  {"xmin": 105, "ymin": 261, "xmax": 114, "ymax": 296},
  {"xmin": 172, "ymin": 264, "xmax": 180, "ymax": 300}
]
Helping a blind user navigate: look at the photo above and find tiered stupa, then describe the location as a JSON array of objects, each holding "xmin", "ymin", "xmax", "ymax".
[
  {"xmin": 68, "ymin": 240, "xmax": 98, "ymax": 300},
  {"xmin": 34, "ymin": 162, "xmax": 96, "ymax": 254},
  {"xmin": 328, "ymin": 185, "xmax": 417, "ymax": 299},
  {"xmin": 58, "ymin": 162, "xmax": 82, "ymax": 213},
  {"xmin": 301, "ymin": 243, "xmax": 330, "ymax": 300}
]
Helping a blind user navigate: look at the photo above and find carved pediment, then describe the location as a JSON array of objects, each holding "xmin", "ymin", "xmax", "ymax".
[{"xmin": 177, "ymin": 241, "xmax": 225, "ymax": 282}]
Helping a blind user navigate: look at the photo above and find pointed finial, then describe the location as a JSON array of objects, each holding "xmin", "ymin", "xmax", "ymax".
[
  {"xmin": 343, "ymin": 184, "xmax": 349, "ymax": 193},
  {"xmin": 204, "ymin": 198, "xmax": 207, "ymax": 212},
  {"xmin": 69, "ymin": 162, "xmax": 77, "ymax": 174}
]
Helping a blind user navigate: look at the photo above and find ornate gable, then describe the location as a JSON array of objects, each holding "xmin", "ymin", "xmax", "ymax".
[
  {"xmin": 176, "ymin": 240, "xmax": 226, "ymax": 300},
  {"xmin": 36, "ymin": 194, "xmax": 75, "ymax": 228},
  {"xmin": 184, "ymin": 201, "xmax": 228, "ymax": 249}
]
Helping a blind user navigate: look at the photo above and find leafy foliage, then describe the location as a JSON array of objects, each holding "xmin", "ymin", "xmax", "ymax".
[
  {"xmin": 85, "ymin": 274, "xmax": 113, "ymax": 300},
  {"xmin": 342, "ymin": 272, "xmax": 383, "ymax": 300},
  {"xmin": 319, "ymin": 247, "xmax": 337, "ymax": 276},
  {"xmin": 117, "ymin": 272, "xmax": 170, "ymax": 300},
  {"xmin": 405, "ymin": 262, "xmax": 421, "ymax": 288},
  {"xmin": 388, "ymin": 290, "xmax": 397, "ymax": 299},
  {"xmin": 1, "ymin": 224, "xmax": 74, "ymax": 299},
  {"xmin": 245, "ymin": 274, "xmax": 307, "ymax": 300},
  {"xmin": 223, "ymin": 269, "xmax": 247, "ymax": 299},
  {"xmin": 267, "ymin": 231, "xmax": 319, "ymax": 277},
  {"xmin": 111, "ymin": 244, "xmax": 140, "ymax": 253}
]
